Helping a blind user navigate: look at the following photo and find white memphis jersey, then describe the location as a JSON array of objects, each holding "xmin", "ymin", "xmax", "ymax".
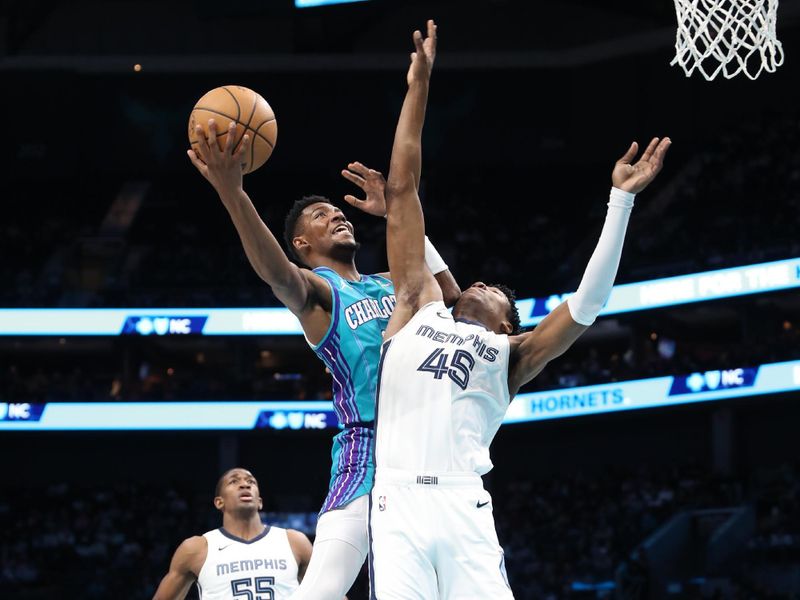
[
  {"xmin": 197, "ymin": 527, "xmax": 299, "ymax": 599},
  {"xmin": 375, "ymin": 301, "xmax": 511, "ymax": 474}
]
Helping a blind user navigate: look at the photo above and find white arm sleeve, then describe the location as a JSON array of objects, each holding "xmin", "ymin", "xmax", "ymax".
[
  {"xmin": 566, "ymin": 187, "xmax": 635, "ymax": 326},
  {"xmin": 424, "ymin": 235, "xmax": 449, "ymax": 275}
]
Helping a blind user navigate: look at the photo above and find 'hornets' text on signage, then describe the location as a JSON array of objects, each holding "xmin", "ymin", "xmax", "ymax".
[{"xmin": 528, "ymin": 388, "xmax": 626, "ymax": 416}]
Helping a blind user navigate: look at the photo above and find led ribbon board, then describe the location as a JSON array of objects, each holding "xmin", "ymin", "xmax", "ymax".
[
  {"xmin": 520, "ymin": 257, "xmax": 800, "ymax": 327},
  {"xmin": 2, "ymin": 360, "xmax": 798, "ymax": 430},
  {"xmin": 295, "ymin": 0, "xmax": 370, "ymax": 7},
  {"xmin": 0, "ymin": 258, "xmax": 797, "ymax": 336}
]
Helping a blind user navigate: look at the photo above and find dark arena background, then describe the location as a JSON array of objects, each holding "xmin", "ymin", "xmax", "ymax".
[{"xmin": 2, "ymin": 0, "xmax": 800, "ymax": 598}]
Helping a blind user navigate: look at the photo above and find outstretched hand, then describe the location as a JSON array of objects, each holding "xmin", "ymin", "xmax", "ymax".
[
  {"xmin": 341, "ymin": 161, "xmax": 387, "ymax": 217},
  {"xmin": 612, "ymin": 137, "xmax": 672, "ymax": 194},
  {"xmin": 187, "ymin": 119, "xmax": 249, "ymax": 193},
  {"xmin": 407, "ymin": 19, "xmax": 437, "ymax": 86}
]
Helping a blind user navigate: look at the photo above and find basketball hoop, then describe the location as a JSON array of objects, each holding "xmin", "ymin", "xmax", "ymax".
[{"xmin": 671, "ymin": 0, "xmax": 784, "ymax": 80}]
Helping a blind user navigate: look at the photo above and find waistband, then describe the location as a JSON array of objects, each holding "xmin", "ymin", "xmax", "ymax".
[
  {"xmin": 375, "ymin": 467, "xmax": 482, "ymax": 488},
  {"xmin": 343, "ymin": 420, "xmax": 374, "ymax": 429}
]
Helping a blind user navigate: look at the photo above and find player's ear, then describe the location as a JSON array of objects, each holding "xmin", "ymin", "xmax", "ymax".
[
  {"xmin": 293, "ymin": 236, "xmax": 310, "ymax": 255},
  {"xmin": 499, "ymin": 319, "xmax": 513, "ymax": 335},
  {"xmin": 213, "ymin": 496, "xmax": 224, "ymax": 511},
  {"xmin": 258, "ymin": 497, "xmax": 263, "ymax": 510}
]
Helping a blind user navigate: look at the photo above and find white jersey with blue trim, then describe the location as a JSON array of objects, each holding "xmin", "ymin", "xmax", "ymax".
[
  {"xmin": 197, "ymin": 526, "xmax": 298, "ymax": 599},
  {"xmin": 374, "ymin": 301, "xmax": 511, "ymax": 475}
]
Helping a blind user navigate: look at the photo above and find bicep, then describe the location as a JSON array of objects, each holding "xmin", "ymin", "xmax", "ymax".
[
  {"xmin": 508, "ymin": 302, "xmax": 588, "ymax": 393},
  {"xmin": 287, "ymin": 530, "xmax": 313, "ymax": 582},
  {"xmin": 269, "ymin": 264, "xmax": 319, "ymax": 314},
  {"xmin": 152, "ymin": 537, "xmax": 204, "ymax": 600},
  {"xmin": 384, "ymin": 267, "xmax": 441, "ymax": 340}
]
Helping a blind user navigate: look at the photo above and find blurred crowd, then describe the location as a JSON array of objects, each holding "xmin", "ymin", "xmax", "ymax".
[
  {"xmin": 496, "ymin": 462, "xmax": 742, "ymax": 599},
  {"xmin": 2, "ymin": 312, "xmax": 797, "ymax": 402},
  {"xmin": 1, "ymin": 108, "xmax": 798, "ymax": 310},
  {"xmin": 2, "ymin": 462, "xmax": 798, "ymax": 599}
]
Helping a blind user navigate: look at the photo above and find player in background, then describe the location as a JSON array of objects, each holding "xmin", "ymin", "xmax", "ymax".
[
  {"xmin": 153, "ymin": 468, "xmax": 312, "ymax": 599},
  {"xmin": 187, "ymin": 122, "xmax": 460, "ymax": 599},
  {"xmin": 370, "ymin": 19, "xmax": 671, "ymax": 598}
]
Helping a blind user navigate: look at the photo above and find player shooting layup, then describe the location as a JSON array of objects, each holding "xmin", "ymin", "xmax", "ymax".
[
  {"xmin": 187, "ymin": 104, "xmax": 459, "ymax": 597},
  {"xmin": 369, "ymin": 20, "xmax": 671, "ymax": 598}
]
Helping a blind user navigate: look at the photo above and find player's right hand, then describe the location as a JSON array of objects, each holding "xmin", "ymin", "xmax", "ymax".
[
  {"xmin": 187, "ymin": 119, "xmax": 250, "ymax": 193},
  {"xmin": 407, "ymin": 19, "xmax": 437, "ymax": 87}
]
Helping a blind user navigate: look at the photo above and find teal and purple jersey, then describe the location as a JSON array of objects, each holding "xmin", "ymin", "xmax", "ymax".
[{"xmin": 309, "ymin": 267, "xmax": 396, "ymax": 514}]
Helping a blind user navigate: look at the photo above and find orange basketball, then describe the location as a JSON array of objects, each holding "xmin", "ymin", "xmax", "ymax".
[{"xmin": 188, "ymin": 85, "xmax": 277, "ymax": 174}]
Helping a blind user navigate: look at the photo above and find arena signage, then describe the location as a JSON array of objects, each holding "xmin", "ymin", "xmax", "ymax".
[
  {"xmin": 2, "ymin": 360, "xmax": 798, "ymax": 430},
  {"xmin": 1, "ymin": 258, "xmax": 797, "ymax": 335}
]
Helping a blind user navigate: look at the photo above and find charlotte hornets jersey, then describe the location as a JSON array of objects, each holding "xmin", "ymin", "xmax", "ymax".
[
  {"xmin": 374, "ymin": 300, "xmax": 511, "ymax": 475},
  {"xmin": 308, "ymin": 267, "xmax": 396, "ymax": 513},
  {"xmin": 196, "ymin": 527, "xmax": 298, "ymax": 599}
]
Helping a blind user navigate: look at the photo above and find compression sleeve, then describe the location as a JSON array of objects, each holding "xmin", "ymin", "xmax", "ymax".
[{"xmin": 566, "ymin": 187, "xmax": 635, "ymax": 326}]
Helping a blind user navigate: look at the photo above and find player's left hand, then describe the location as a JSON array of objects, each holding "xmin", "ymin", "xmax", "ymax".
[
  {"xmin": 611, "ymin": 137, "xmax": 672, "ymax": 194},
  {"xmin": 341, "ymin": 161, "xmax": 387, "ymax": 217}
]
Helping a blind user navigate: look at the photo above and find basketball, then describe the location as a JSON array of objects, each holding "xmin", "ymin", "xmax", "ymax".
[{"xmin": 188, "ymin": 85, "xmax": 278, "ymax": 174}]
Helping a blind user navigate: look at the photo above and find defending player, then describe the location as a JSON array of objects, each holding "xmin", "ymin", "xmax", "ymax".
[
  {"xmin": 153, "ymin": 468, "xmax": 312, "ymax": 599},
  {"xmin": 369, "ymin": 20, "xmax": 671, "ymax": 598},
  {"xmin": 187, "ymin": 118, "xmax": 459, "ymax": 598}
]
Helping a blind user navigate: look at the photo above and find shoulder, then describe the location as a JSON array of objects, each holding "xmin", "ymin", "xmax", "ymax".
[
  {"xmin": 506, "ymin": 331, "xmax": 529, "ymax": 362},
  {"xmin": 172, "ymin": 535, "xmax": 208, "ymax": 575},
  {"xmin": 285, "ymin": 528, "xmax": 313, "ymax": 563},
  {"xmin": 296, "ymin": 267, "xmax": 334, "ymax": 312}
]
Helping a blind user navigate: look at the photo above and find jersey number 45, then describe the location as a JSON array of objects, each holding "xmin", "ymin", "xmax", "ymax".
[{"xmin": 417, "ymin": 348, "xmax": 476, "ymax": 390}]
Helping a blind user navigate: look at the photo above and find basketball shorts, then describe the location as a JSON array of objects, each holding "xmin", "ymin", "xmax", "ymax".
[
  {"xmin": 368, "ymin": 468, "xmax": 514, "ymax": 599},
  {"xmin": 314, "ymin": 493, "xmax": 369, "ymax": 554}
]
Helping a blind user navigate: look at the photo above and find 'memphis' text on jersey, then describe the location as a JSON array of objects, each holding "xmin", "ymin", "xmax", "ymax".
[
  {"xmin": 344, "ymin": 295, "xmax": 397, "ymax": 330},
  {"xmin": 216, "ymin": 558, "xmax": 290, "ymax": 577},
  {"xmin": 416, "ymin": 324, "xmax": 500, "ymax": 362}
]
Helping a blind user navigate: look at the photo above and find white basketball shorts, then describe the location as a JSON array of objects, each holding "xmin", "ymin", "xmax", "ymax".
[{"xmin": 368, "ymin": 468, "xmax": 514, "ymax": 599}]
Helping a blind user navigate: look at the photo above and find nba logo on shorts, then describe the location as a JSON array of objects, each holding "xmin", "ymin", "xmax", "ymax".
[{"xmin": 378, "ymin": 495, "xmax": 387, "ymax": 512}]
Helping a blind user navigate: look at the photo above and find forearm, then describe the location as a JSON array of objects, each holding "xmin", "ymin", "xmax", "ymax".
[
  {"xmin": 219, "ymin": 187, "xmax": 298, "ymax": 288},
  {"xmin": 387, "ymin": 80, "xmax": 429, "ymax": 196},
  {"xmin": 152, "ymin": 573, "xmax": 193, "ymax": 600},
  {"xmin": 566, "ymin": 187, "xmax": 634, "ymax": 325},
  {"xmin": 384, "ymin": 77, "xmax": 432, "ymax": 298}
]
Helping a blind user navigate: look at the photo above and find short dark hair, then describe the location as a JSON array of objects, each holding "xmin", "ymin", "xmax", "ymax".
[
  {"xmin": 489, "ymin": 283, "xmax": 521, "ymax": 335},
  {"xmin": 215, "ymin": 468, "xmax": 236, "ymax": 497},
  {"xmin": 215, "ymin": 468, "xmax": 257, "ymax": 497},
  {"xmin": 283, "ymin": 195, "xmax": 332, "ymax": 264}
]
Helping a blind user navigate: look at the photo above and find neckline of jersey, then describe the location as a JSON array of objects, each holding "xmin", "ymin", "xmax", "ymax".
[
  {"xmin": 454, "ymin": 317, "xmax": 491, "ymax": 331},
  {"xmin": 218, "ymin": 525, "xmax": 271, "ymax": 545},
  {"xmin": 313, "ymin": 266, "xmax": 368, "ymax": 284}
]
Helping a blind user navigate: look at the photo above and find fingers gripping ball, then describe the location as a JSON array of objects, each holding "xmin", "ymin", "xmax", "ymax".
[{"xmin": 188, "ymin": 85, "xmax": 277, "ymax": 174}]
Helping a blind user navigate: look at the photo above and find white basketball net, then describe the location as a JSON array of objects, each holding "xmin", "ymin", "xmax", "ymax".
[{"xmin": 671, "ymin": 0, "xmax": 784, "ymax": 80}]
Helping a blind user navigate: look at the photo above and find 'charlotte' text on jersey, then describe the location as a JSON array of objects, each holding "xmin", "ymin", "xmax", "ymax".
[{"xmin": 345, "ymin": 296, "xmax": 397, "ymax": 330}]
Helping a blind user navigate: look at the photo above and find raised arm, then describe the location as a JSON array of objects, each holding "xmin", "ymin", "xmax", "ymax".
[
  {"xmin": 341, "ymin": 160, "xmax": 461, "ymax": 306},
  {"xmin": 187, "ymin": 121, "xmax": 327, "ymax": 316},
  {"xmin": 152, "ymin": 536, "xmax": 206, "ymax": 600},
  {"xmin": 383, "ymin": 21, "xmax": 443, "ymax": 338},
  {"xmin": 507, "ymin": 137, "xmax": 672, "ymax": 396}
]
